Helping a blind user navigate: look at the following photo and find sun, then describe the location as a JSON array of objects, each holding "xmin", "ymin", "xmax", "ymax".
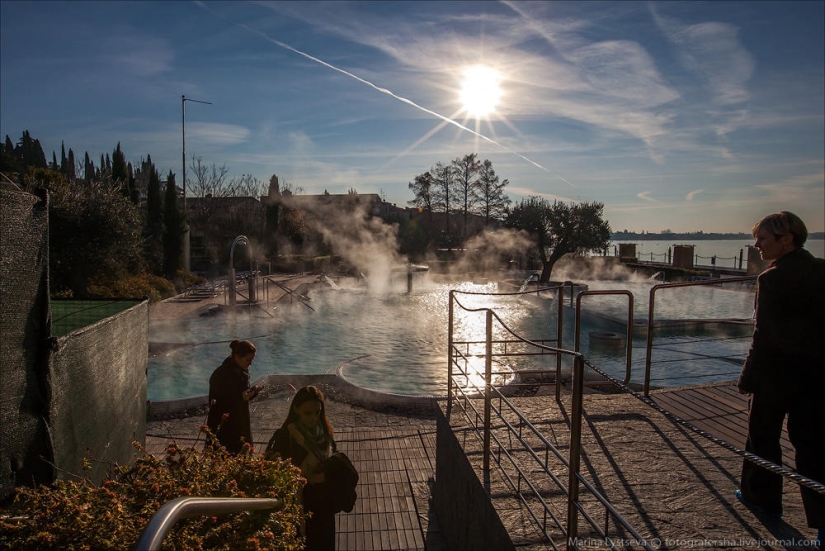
[{"xmin": 459, "ymin": 65, "xmax": 502, "ymax": 118}]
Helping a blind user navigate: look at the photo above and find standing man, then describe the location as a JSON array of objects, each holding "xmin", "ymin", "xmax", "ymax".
[{"xmin": 736, "ymin": 211, "xmax": 824, "ymax": 546}]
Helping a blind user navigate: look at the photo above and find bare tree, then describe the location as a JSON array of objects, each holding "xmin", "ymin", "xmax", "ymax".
[
  {"xmin": 452, "ymin": 153, "xmax": 480, "ymax": 239},
  {"xmin": 475, "ymin": 159, "xmax": 511, "ymax": 226}
]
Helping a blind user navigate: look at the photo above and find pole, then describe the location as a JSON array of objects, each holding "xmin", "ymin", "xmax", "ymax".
[{"xmin": 181, "ymin": 95, "xmax": 212, "ymax": 273}]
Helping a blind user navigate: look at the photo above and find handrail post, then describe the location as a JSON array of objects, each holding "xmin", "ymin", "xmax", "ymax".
[
  {"xmin": 567, "ymin": 354, "xmax": 584, "ymax": 550},
  {"xmin": 447, "ymin": 290, "xmax": 455, "ymax": 419},
  {"xmin": 643, "ymin": 285, "xmax": 658, "ymax": 397},
  {"xmin": 556, "ymin": 286, "xmax": 564, "ymax": 402},
  {"xmin": 483, "ymin": 309, "xmax": 493, "ymax": 490}
]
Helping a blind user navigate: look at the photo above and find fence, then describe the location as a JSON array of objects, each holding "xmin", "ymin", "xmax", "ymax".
[
  {"xmin": 446, "ymin": 286, "xmax": 655, "ymax": 550},
  {"xmin": 446, "ymin": 277, "xmax": 823, "ymax": 550}
]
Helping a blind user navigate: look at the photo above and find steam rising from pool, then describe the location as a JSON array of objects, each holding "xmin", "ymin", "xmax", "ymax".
[{"xmin": 148, "ymin": 209, "xmax": 756, "ymax": 401}]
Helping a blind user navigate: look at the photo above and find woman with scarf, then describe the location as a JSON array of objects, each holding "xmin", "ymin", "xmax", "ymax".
[
  {"xmin": 267, "ymin": 385, "xmax": 337, "ymax": 551},
  {"xmin": 206, "ymin": 339, "xmax": 261, "ymax": 454}
]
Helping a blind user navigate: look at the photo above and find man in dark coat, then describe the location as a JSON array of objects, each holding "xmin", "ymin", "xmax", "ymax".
[{"xmin": 737, "ymin": 212, "xmax": 824, "ymax": 542}]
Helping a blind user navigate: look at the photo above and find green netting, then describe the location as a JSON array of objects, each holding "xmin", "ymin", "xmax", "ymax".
[{"xmin": 51, "ymin": 300, "xmax": 141, "ymax": 337}]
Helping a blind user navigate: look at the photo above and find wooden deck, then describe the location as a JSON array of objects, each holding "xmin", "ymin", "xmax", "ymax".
[
  {"xmin": 333, "ymin": 426, "xmax": 438, "ymax": 551},
  {"xmin": 144, "ymin": 401, "xmax": 444, "ymax": 551},
  {"xmin": 650, "ymin": 382, "xmax": 796, "ymax": 469},
  {"xmin": 144, "ymin": 381, "xmax": 802, "ymax": 549}
]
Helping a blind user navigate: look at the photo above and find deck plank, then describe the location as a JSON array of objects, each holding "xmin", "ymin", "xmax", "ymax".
[{"xmin": 652, "ymin": 383, "xmax": 796, "ymax": 469}]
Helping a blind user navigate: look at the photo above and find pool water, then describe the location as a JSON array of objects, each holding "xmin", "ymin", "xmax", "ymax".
[{"xmin": 147, "ymin": 277, "xmax": 756, "ymax": 400}]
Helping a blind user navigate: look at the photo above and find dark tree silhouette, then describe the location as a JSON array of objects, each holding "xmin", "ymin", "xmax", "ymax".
[{"xmin": 505, "ymin": 198, "xmax": 611, "ymax": 282}]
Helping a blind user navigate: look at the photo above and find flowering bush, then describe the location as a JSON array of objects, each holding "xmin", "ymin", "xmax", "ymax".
[
  {"xmin": 0, "ymin": 432, "xmax": 306, "ymax": 550},
  {"xmin": 88, "ymin": 272, "xmax": 178, "ymax": 302}
]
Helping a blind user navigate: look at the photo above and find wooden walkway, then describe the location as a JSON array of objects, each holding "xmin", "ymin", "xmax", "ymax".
[
  {"xmin": 650, "ymin": 382, "xmax": 796, "ymax": 469},
  {"xmin": 333, "ymin": 426, "xmax": 438, "ymax": 551},
  {"xmin": 144, "ymin": 381, "xmax": 803, "ymax": 549},
  {"xmin": 144, "ymin": 398, "xmax": 444, "ymax": 551}
]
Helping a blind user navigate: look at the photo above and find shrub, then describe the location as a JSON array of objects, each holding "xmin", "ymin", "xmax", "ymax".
[
  {"xmin": 173, "ymin": 269, "xmax": 207, "ymax": 293},
  {"xmin": 0, "ymin": 433, "xmax": 306, "ymax": 550},
  {"xmin": 88, "ymin": 273, "xmax": 178, "ymax": 302}
]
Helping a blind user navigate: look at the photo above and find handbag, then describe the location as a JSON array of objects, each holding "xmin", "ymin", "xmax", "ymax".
[
  {"xmin": 321, "ymin": 451, "xmax": 359, "ymax": 513},
  {"xmin": 269, "ymin": 426, "xmax": 359, "ymax": 513}
]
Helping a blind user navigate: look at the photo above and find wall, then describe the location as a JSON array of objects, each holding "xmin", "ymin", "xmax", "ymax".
[
  {"xmin": 433, "ymin": 408, "xmax": 515, "ymax": 551},
  {"xmin": 0, "ymin": 186, "xmax": 52, "ymax": 499},
  {"xmin": 1, "ymin": 185, "xmax": 148, "ymax": 498},
  {"xmin": 49, "ymin": 301, "xmax": 147, "ymax": 483}
]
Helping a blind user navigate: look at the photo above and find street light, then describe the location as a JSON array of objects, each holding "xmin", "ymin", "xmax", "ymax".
[{"xmin": 181, "ymin": 94, "xmax": 211, "ymax": 272}]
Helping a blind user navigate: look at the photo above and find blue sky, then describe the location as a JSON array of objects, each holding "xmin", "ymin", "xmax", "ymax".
[{"xmin": 2, "ymin": 1, "xmax": 823, "ymax": 233}]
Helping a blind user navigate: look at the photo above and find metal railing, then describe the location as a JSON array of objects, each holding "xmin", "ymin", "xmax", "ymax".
[
  {"xmin": 134, "ymin": 496, "xmax": 283, "ymax": 551},
  {"xmin": 446, "ymin": 288, "xmax": 655, "ymax": 551},
  {"xmin": 642, "ymin": 276, "xmax": 756, "ymax": 396}
]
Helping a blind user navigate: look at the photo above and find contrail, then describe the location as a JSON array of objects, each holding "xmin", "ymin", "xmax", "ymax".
[{"xmin": 194, "ymin": 1, "xmax": 574, "ymax": 186}]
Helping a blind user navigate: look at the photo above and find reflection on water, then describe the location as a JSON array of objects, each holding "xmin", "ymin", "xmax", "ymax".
[{"xmin": 148, "ymin": 278, "xmax": 756, "ymax": 401}]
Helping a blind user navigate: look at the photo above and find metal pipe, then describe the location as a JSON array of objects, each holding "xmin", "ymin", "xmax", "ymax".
[
  {"xmin": 181, "ymin": 95, "xmax": 211, "ymax": 273},
  {"xmin": 566, "ymin": 354, "xmax": 584, "ymax": 550},
  {"xmin": 575, "ymin": 290, "xmax": 634, "ymax": 386},
  {"xmin": 446, "ymin": 290, "xmax": 455, "ymax": 419},
  {"xmin": 643, "ymin": 276, "xmax": 756, "ymax": 396},
  {"xmin": 483, "ymin": 308, "xmax": 493, "ymax": 489},
  {"xmin": 134, "ymin": 496, "xmax": 281, "ymax": 551}
]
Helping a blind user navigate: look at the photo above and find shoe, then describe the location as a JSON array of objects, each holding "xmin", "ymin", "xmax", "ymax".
[{"xmin": 734, "ymin": 489, "xmax": 783, "ymax": 519}]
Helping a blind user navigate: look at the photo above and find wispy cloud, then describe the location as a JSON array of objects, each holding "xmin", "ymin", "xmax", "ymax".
[
  {"xmin": 686, "ymin": 189, "xmax": 705, "ymax": 201},
  {"xmin": 637, "ymin": 191, "xmax": 659, "ymax": 202},
  {"xmin": 651, "ymin": 6, "xmax": 754, "ymax": 106}
]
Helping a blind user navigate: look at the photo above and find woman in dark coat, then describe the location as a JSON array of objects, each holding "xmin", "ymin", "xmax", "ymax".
[
  {"xmin": 206, "ymin": 339, "xmax": 261, "ymax": 454},
  {"xmin": 736, "ymin": 211, "xmax": 824, "ymax": 544},
  {"xmin": 267, "ymin": 385, "xmax": 337, "ymax": 551}
]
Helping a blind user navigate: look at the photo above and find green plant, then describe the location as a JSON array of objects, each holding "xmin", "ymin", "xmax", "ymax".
[
  {"xmin": 88, "ymin": 273, "xmax": 178, "ymax": 302},
  {"xmin": 0, "ymin": 430, "xmax": 306, "ymax": 550}
]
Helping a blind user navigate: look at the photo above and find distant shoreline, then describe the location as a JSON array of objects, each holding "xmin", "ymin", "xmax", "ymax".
[{"xmin": 611, "ymin": 232, "xmax": 825, "ymax": 241}]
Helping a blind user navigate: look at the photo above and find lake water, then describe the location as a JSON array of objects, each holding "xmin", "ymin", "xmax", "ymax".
[{"xmin": 611, "ymin": 238, "xmax": 824, "ymax": 267}]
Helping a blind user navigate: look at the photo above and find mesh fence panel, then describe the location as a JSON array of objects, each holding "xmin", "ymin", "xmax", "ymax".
[{"xmin": 0, "ymin": 187, "xmax": 51, "ymax": 499}]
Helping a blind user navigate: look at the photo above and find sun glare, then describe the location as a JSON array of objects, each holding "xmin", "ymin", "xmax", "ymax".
[{"xmin": 460, "ymin": 65, "xmax": 502, "ymax": 118}]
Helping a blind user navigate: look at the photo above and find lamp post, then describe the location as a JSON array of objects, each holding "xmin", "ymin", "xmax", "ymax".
[{"xmin": 181, "ymin": 94, "xmax": 211, "ymax": 272}]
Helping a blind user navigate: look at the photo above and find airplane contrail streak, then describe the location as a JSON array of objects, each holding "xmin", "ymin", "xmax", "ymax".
[{"xmin": 194, "ymin": 1, "xmax": 574, "ymax": 186}]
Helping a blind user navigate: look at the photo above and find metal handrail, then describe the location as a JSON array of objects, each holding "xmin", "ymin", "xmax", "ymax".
[
  {"xmin": 133, "ymin": 496, "xmax": 283, "ymax": 551},
  {"xmin": 574, "ymin": 290, "xmax": 634, "ymax": 386},
  {"xmin": 643, "ymin": 276, "xmax": 757, "ymax": 396},
  {"xmin": 447, "ymin": 288, "xmax": 655, "ymax": 550}
]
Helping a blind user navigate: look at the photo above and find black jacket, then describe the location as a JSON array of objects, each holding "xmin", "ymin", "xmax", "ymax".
[
  {"xmin": 738, "ymin": 248, "xmax": 825, "ymax": 396},
  {"xmin": 206, "ymin": 356, "xmax": 252, "ymax": 453}
]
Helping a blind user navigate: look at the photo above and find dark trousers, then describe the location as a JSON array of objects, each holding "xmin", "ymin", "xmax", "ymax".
[
  {"xmin": 303, "ymin": 482, "xmax": 336, "ymax": 550},
  {"xmin": 741, "ymin": 390, "xmax": 825, "ymax": 528}
]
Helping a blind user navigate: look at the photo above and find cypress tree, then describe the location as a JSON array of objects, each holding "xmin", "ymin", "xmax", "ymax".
[
  {"xmin": 84, "ymin": 152, "xmax": 94, "ymax": 182},
  {"xmin": 67, "ymin": 148, "xmax": 76, "ymax": 180},
  {"xmin": 163, "ymin": 171, "xmax": 182, "ymax": 276}
]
